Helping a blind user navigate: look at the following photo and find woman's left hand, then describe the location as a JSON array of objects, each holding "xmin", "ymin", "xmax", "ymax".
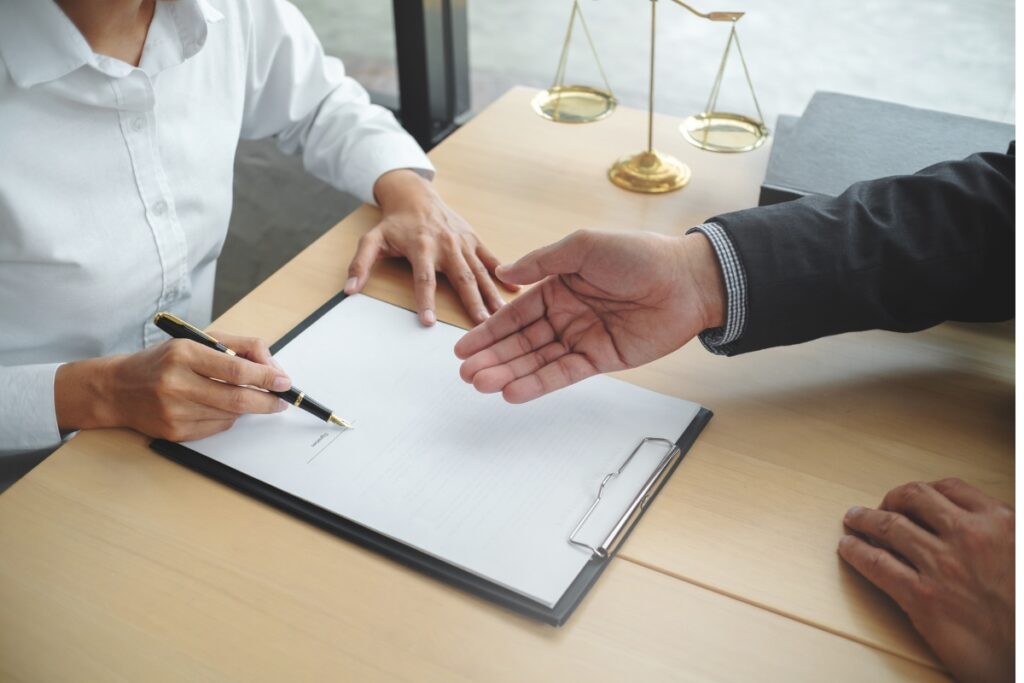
[{"xmin": 345, "ymin": 169, "xmax": 518, "ymax": 326}]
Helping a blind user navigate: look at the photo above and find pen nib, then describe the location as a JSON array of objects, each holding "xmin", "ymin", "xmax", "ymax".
[{"xmin": 328, "ymin": 414, "xmax": 354, "ymax": 430}]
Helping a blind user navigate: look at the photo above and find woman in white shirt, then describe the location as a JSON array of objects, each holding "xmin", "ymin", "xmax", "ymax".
[{"xmin": 0, "ymin": 0, "xmax": 514, "ymax": 486}]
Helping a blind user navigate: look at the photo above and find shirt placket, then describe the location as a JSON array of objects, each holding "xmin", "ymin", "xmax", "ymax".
[{"xmin": 112, "ymin": 70, "xmax": 192, "ymax": 348}]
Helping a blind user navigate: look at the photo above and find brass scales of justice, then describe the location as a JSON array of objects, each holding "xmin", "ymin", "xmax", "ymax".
[{"xmin": 531, "ymin": 0, "xmax": 769, "ymax": 194}]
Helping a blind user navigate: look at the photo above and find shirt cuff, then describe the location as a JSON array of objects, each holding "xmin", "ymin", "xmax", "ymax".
[
  {"xmin": 686, "ymin": 222, "xmax": 748, "ymax": 356},
  {"xmin": 0, "ymin": 363, "xmax": 63, "ymax": 453},
  {"xmin": 345, "ymin": 136, "xmax": 436, "ymax": 207}
]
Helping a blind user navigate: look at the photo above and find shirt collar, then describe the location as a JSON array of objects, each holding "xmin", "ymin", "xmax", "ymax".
[
  {"xmin": 0, "ymin": 0, "xmax": 225, "ymax": 89},
  {"xmin": 0, "ymin": 1, "xmax": 93, "ymax": 88}
]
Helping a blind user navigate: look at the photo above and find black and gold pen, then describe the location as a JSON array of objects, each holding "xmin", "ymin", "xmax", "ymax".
[{"xmin": 153, "ymin": 312, "xmax": 353, "ymax": 429}]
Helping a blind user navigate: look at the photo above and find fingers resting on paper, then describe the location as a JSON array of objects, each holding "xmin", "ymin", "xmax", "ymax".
[
  {"xmin": 347, "ymin": 234, "xmax": 513, "ymax": 327},
  {"xmin": 342, "ymin": 175, "xmax": 517, "ymax": 328}
]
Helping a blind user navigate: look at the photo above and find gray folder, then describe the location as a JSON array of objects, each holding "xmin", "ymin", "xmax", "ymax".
[{"xmin": 759, "ymin": 92, "xmax": 1015, "ymax": 206}]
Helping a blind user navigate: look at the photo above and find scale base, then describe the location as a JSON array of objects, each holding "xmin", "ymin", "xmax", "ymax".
[
  {"xmin": 532, "ymin": 86, "xmax": 617, "ymax": 124},
  {"xmin": 608, "ymin": 150, "xmax": 691, "ymax": 194},
  {"xmin": 681, "ymin": 112, "xmax": 769, "ymax": 153}
]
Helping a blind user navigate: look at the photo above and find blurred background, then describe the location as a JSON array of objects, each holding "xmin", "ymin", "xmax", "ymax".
[{"xmin": 218, "ymin": 0, "xmax": 1015, "ymax": 317}]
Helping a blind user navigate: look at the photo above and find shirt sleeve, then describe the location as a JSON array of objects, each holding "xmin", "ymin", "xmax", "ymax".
[
  {"xmin": 239, "ymin": 0, "xmax": 434, "ymax": 206},
  {"xmin": 0, "ymin": 363, "xmax": 63, "ymax": 453},
  {"xmin": 686, "ymin": 222, "xmax": 749, "ymax": 356}
]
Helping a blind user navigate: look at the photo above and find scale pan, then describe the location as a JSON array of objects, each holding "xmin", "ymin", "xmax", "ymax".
[
  {"xmin": 532, "ymin": 86, "xmax": 616, "ymax": 123},
  {"xmin": 680, "ymin": 112, "xmax": 769, "ymax": 153}
]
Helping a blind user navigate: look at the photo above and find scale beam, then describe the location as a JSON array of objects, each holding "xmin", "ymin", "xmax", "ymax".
[{"xmin": 668, "ymin": 0, "xmax": 744, "ymax": 22}]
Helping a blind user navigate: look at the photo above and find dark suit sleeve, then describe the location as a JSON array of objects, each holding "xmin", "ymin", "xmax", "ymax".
[{"xmin": 706, "ymin": 150, "xmax": 1014, "ymax": 355}]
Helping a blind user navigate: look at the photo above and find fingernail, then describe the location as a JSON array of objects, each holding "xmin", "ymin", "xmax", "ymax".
[
  {"xmin": 276, "ymin": 399, "xmax": 289, "ymax": 412},
  {"xmin": 345, "ymin": 277, "xmax": 358, "ymax": 294},
  {"xmin": 422, "ymin": 309, "xmax": 436, "ymax": 325},
  {"xmin": 838, "ymin": 534, "xmax": 854, "ymax": 548},
  {"xmin": 477, "ymin": 308, "xmax": 490, "ymax": 321},
  {"xmin": 270, "ymin": 357, "xmax": 284, "ymax": 371},
  {"xmin": 272, "ymin": 375, "xmax": 292, "ymax": 391},
  {"xmin": 498, "ymin": 297, "xmax": 507, "ymax": 307},
  {"xmin": 495, "ymin": 265, "xmax": 508, "ymax": 277},
  {"xmin": 845, "ymin": 506, "xmax": 863, "ymax": 520}
]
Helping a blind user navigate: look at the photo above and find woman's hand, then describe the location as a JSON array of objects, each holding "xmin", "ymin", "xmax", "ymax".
[
  {"xmin": 345, "ymin": 169, "xmax": 518, "ymax": 326},
  {"xmin": 55, "ymin": 333, "xmax": 291, "ymax": 442}
]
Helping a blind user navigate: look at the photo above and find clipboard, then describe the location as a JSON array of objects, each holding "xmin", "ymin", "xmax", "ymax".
[{"xmin": 152, "ymin": 292, "xmax": 713, "ymax": 626}]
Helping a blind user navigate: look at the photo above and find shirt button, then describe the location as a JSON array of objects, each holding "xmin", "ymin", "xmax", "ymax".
[
  {"xmin": 130, "ymin": 116, "xmax": 145, "ymax": 132},
  {"xmin": 152, "ymin": 200, "xmax": 168, "ymax": 216}
]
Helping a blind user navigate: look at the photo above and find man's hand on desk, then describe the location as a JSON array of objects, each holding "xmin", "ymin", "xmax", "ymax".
[
  {"xmin": 346, "ymin": 169, "xmax": 518, "ymax": 327},
  {"xmin": 839, "ymin": 479, "xmax": 1014, "ymax": 683},
  {"xmin": 455, "ymin": 229, "xmax": 726, "ymax": 403},
  {"xmin": 54, "ymin": 333, "xmax": 291, "ymax": 442}
]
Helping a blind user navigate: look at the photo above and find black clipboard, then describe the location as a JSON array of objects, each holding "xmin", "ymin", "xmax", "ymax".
[{"xmin": 151, "ymin": 292, "xmax": 713, "ymax": 626}]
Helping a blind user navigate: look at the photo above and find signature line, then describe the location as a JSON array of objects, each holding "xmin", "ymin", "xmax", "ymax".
[{"xmin": 307, "ymin": 430, "xmax": 346, "ymax": 464}]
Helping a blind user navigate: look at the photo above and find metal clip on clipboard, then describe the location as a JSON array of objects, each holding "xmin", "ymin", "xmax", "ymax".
[{"xmin": 568, "ymin": 437, "xmax": 681, "ymax": 559}]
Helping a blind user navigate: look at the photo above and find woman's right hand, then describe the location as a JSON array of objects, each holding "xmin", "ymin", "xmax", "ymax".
[{"xmin": 55, "ymin": 333, "xmax": 292, "ymax": 442}]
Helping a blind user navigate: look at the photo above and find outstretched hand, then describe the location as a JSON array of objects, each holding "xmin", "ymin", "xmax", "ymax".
[{"xmin": 454, "ymin": 229, "xmax": 726, "ymax": 403}]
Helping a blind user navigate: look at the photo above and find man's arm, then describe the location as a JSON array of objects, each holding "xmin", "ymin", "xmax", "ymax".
[
  {"xmin": 706, "ymin": 151, "xmax": 1014, "ymax": 355},
  {"xmin": 456, "ymin": 150, "xmax": 1014, "ymax": 402},
  {"xmin": 454, "ymin": 154, "xmax": 1016, "ymax": 681}
]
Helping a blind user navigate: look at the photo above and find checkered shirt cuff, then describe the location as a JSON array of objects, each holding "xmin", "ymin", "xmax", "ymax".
[{"xmin": 686, "ymin": 222, "xmax": 748, "ymax": 355}]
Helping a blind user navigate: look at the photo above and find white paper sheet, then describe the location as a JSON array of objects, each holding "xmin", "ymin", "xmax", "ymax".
[{"xmin": 184, "ymin": 295, "xmax": 702, "ymax": 607}]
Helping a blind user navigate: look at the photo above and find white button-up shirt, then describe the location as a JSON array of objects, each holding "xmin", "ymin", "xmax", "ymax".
[{"xmin": 0, "ymin": 0, "xmax": 433, "ymax": 465}]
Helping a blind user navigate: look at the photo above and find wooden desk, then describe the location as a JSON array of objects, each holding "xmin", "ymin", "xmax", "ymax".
[{"xmin": 0, "ymin": 87, "xmax": 1010, "ymax": 681}]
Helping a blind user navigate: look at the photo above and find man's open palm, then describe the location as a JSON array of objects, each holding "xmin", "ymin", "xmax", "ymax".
[{"xmin": 454, "ymin": 230, "xmax": 725, "ymax": 403}]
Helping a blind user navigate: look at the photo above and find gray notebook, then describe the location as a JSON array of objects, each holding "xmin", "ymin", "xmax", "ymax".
[{"xmin": 759, "ymin": 92, "xmax": 1015, "ymax": 206}]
